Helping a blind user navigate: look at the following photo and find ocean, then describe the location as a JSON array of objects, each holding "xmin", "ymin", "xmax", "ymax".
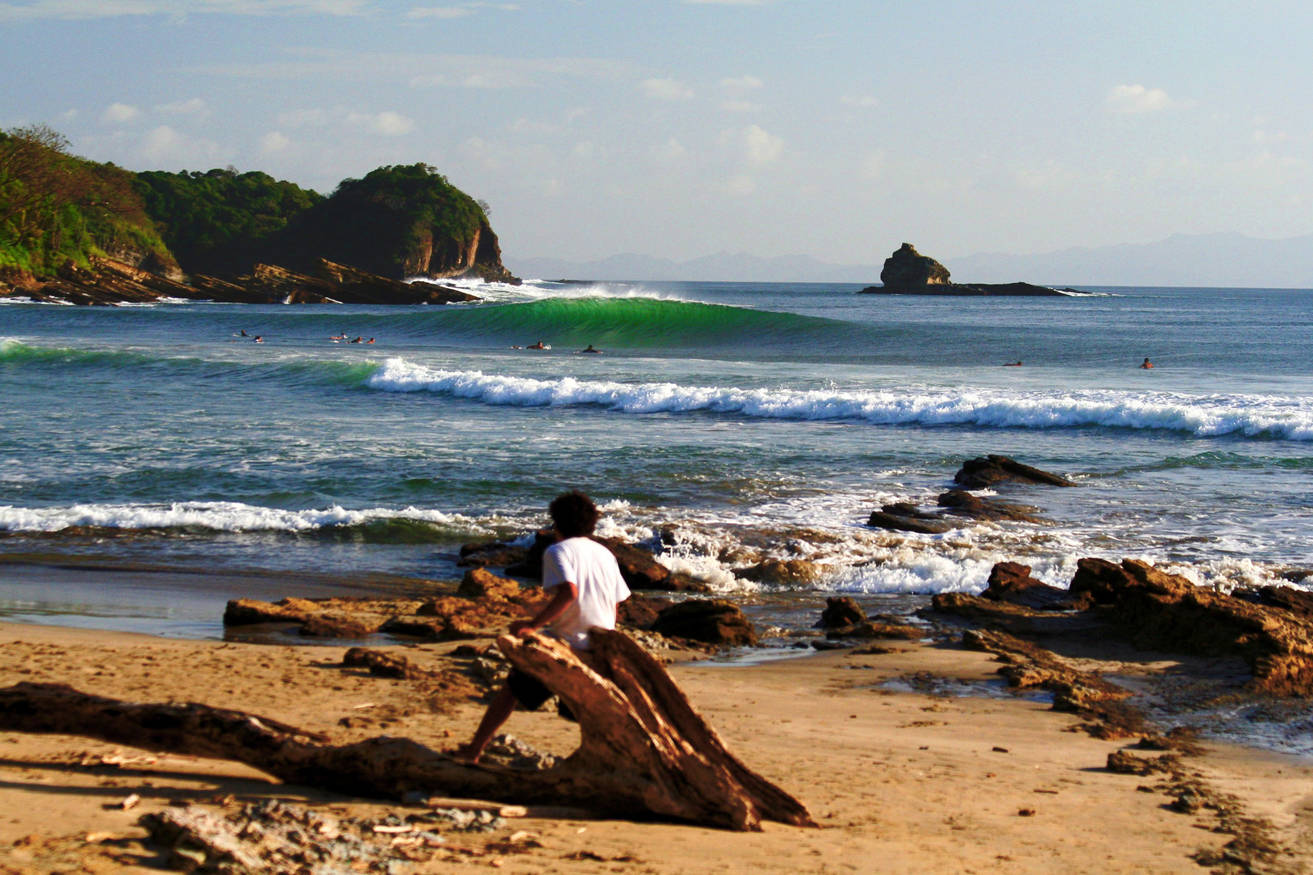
[{"xmin": 1, "ymin": 280, "xmax": 1311, "ymax": 646}]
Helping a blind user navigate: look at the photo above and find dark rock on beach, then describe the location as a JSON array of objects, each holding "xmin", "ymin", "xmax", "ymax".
[
  {"xmin": 734, "ymin": 558, "xmax": 825, "ymax": 586},
  {"xmin": 235, "ymin": 259, "xmax": 479, "ymax": 305},
  {"xmin": 866, "ymin": 490, "xmax": 1048, "ymax": 533},
  {"xmin": 223, "ymin": 568, "xmax": 550, "ymax": 642},
  {"xmin": 866, "ymin": 456, "xmax": 1068, "ymax": 534},
  {"xmin": 936, "ymin": 489, "xmax": 1047, "ymax": 524},
  {"xmin": 825, "ymin": 619, "xmax": 925, "ymax": 641},
  {"xmin": 1070, "ymin": 558, "xmax": 1313, "ymax": 697},
  {"xmin": 818, "ymin": 596, "xmax": 867, "ymax": 629},
  {"xmin": 953, "ymin": 455, "xmax": 1076, "ymax": 489},
  {"xmin": 4, "ymin": 254, "xmax": 480, "ymax": 307},
  {"xmin": 463, "ymin": 532, "xmax": 710, "ymax": 593},
  {"xmin": 858, "ymin": 243, "xmax": 1071, "ymax": 296},
  {"xmin": 932, "ymin": 557, "xmax": 1313, "ymax": 698},
  {"xmin": 928, "ymin": 591, "xmax": 1102, "ymax": 638},
  {"xmin": 981, "ymin": 561, "xmax": 1091, "ymax": 611},
  {"xmin": 866, "ymin": 503, "xmax": 959, "ymax": 534},
  {"xmin": 650, "ymin": 599, "xmax": 759, "ymax": 647},
  {"xmin": 617, "ymin": 594, "xmax": 675, "ymax": 630}
]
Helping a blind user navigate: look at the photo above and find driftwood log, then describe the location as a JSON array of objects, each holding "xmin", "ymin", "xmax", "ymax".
[{"xmin": 0, "ymin": 629, "xmax": 814, "ymax": 831}]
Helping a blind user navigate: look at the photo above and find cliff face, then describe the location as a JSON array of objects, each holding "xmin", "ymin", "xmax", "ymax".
[
  {"xmin": 275, "ymin": 163, "xmax": 516, "ymax": 284},
  {"xmin": 400, "ymin": 218, "xmax": 513, "ymax": 282}
]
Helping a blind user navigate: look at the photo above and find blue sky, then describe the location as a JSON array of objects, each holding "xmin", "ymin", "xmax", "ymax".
[{"xmin": 2, "ymin": 0, "xmax": 1310, "ymax": 268}]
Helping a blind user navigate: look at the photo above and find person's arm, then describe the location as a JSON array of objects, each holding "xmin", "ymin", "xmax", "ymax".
[{"xmin": 509, "ymin": 581, "xmax": 578, "ymax": 637}]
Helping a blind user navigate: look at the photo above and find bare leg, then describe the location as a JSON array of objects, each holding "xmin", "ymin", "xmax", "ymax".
[{"xmin": 454, "ymin": 684, "xmax": 517, "ymax": 763}]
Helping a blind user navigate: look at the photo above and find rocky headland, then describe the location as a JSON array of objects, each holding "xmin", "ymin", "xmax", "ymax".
[
  {"xmin": 860, "ymin": 242, "xmax": 1075, "ymax": 296},
  {"xmin": 0, "ymin": 127, "xmax": 515, "ymax": 306}
]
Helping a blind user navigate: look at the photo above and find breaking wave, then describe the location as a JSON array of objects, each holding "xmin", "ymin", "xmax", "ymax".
[
  {"xmin": 0, "ymin": 500, "xmax": 496, "ymax": 543},
  {"xmin": 366, "ymin": 359, "xmax": 1313, "ymax": 440}
]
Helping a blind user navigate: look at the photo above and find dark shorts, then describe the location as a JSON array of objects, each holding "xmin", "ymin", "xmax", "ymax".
[{"xmin": 506, "ymin": 668, "xmax": 554, "ymax": 711}]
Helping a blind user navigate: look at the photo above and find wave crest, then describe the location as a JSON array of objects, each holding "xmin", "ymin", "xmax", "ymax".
[{"xmin": 365, "ymin": 359, "xmax": 1313, "ymax": 440}]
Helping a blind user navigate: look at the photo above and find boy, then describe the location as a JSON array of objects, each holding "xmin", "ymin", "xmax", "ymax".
[{"xmin": 456, "ymin": 491, "xmax": 630, "ymax": 763}]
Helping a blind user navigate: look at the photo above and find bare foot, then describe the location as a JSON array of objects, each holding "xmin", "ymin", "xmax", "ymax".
[{"xmin": 448, "ymin": 743, "xmax": 482, "ymax": 764}]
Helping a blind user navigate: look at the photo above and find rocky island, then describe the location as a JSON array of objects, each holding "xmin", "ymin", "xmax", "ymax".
[
  {"xmin": 0, "ymin": 125, "xmax": 516, "ymax": 306},
  {"xmin": 861, "ymin": 242, "xmax": 1074, "ymax": 296}
]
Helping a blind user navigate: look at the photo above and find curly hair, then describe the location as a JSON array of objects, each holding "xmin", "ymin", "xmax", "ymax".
[{"xmin": 549, "ymin": 490, "xmax": 600, "ymax": 538}]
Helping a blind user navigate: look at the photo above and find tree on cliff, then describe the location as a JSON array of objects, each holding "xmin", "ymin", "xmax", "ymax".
[
  {"xmin": 279, "ymin": 163, "xmax": 504, "ymax": 280},
  {"xmin": 0, "ymin": 125, "xmax": 174, "ymax": 278},
  {"xmin": 1, "ymin": 130, "xmax": 513, "ymax": 287},
  {"xmin": 133, "ymin": 168, "xmax": 323, "ymax": 276}
]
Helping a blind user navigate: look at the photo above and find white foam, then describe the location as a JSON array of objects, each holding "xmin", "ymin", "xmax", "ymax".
[
  {"xmin": 0, "ymin": 501, "xmax": 495, "ymax": 535},
  {"xmin": 410, "ymin": 277, "xmax": 689, "ymax": 305},
  {"xmin": 364, "ymin": 359, "xmax": 1313, "ymax": 441}
]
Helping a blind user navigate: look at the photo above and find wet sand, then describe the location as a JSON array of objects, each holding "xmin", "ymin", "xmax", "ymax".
[{"xmin": 0, "ymin": 620, "xmax": 1310, "ymax": 873}]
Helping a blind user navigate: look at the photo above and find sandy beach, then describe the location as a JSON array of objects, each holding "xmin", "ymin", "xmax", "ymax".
[{"xmin": 1, "ymin": 619, "xmax": 1309, "ymax": 874}]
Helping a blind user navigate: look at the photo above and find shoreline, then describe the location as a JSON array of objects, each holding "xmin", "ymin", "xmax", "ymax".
[{"xmin": 0, "ymin": 619, "xmax": 1310, "ymax": 871}]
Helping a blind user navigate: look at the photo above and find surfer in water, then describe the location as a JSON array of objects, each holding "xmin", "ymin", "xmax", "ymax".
[
  {"xmin": 1140, "ymin": 357, "xmax": 1154, "ymax": 369},
  {"xmin": 528, "ymin": 340, "xmax": 549, "ymax": 350},
  {"xmin": 580, "ymin": 344, "xmax": 601, "ymax": 354}
]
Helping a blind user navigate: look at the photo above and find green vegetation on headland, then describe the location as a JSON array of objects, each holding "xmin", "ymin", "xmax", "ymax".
[
  {"xmin": 133, "ymin": 167, "xmax": 323, "ymax": 277},
  {"xmin": 0, "ymin": 125, "xmax": 515, "ymax": 305},
  {"xmin": 0, "ymin": 125, "xmax": 176, "ymax": 279}
]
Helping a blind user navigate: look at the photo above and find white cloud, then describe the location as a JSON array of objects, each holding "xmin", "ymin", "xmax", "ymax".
[
  {"xmin": 102, "ymin": 102, "xmax": 140, "ymax": 124},
  {"xmin": 840, "ymin": 94, "xmax": 879, "ymax": 108},
  {"xmin": 724, "ymin": 173, "xmax": 756, "ymax": 195},
  {"xmin": 651, "ymin": 137, "xmax": 687, "ymax": 162},
  {"xmin": 259, "ymin": 130, "xmax": 291, "ymax": 153},
  {"xmin": 407, "ymin": 5, "xmax": 473, "ymax": 17},
  {"xmin": 721, "ymin": 100, "xmax": 761, "ymax": 114},
  {"xmin": 279, "ymin": 106, "xmax": 416, "ymax": 136},
  {"xmin": 156, "ymin": 97, "xmax": 209, "ymax": 118},
  {"xmin": 1013, "ymin": 160, "xmax": 1074, "ymax": 191},
  {"xmin": 346, "ymin": 110, "xmax": 414, "ymax": 136},
  {"xmin": 460, "ymin": 135, "xmax": 505, "ymax": 170},
  {"xmin": 0, "ymin": 0, "xmax": 372, "ymax": 20},
  {"xmin": 510, "ymin": 117, "xmax": 559, "ymax": 135},
  {"xmin": 859, "ymin": 150, "xmax": 885, "ymax": 181},
  {"xmin": 139, "ymin": 124, "xmax": 223, "ymax": 165},
  {"xmin": 742, "ymin": 124, "xmax": 782, "ymax": 166},
  {"xmin": 641, "ymin": 77, "xmax": 694, "ymax": 101},
  {"xmin": 278, "ymin": 108, "xmax": 329, "ymax": 127},
  {"xmin": 571, "ymin": 140, "xmax": 599, "ymax": 159},
  {"xmin": 407, "ymin": 3, "xmax": 518, "ymax": 18},
  {"xmin": 195, "ymin": 48, "xmax": 632, "ymax": 90},
  {"xmin": 719, "ymin": 74, "xmax": 762, "ymax": 94},
  {"xmin": 1105, "ymin": 83, "xmax": 1172, "ymax": 114},
  {"xmin": 684, "ymin": 0, "xmax": 769, "ymax": 5}
]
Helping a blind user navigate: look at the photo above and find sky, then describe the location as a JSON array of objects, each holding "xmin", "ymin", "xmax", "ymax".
[{"xmin": 2, "ymin": 0, "xmax": 1311, "ymax": 268}]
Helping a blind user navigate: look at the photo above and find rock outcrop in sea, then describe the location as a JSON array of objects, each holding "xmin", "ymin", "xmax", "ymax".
[
  {"xmin": 860, "ymin": 243, "xmax": 1071, "ymax": 296},
  {"xmin": 866, "ymin": 455, "xmax": 1070, "ymax": 534}
]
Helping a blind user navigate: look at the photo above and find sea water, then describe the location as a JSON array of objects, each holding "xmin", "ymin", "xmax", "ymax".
[{"xmin": 1, "ymin": 281, "xmax": 1310, "ymax": 636}]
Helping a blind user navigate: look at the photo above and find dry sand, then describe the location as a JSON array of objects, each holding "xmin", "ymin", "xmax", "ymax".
[{"xmin": 0, "ymin": 620, "xmax": 1310, "ymax": 873}]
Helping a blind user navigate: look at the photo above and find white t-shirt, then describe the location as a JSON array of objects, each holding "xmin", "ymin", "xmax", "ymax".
[{"xmin": 541, "ymin": 536, "xmax": 631, "ymax": 650}]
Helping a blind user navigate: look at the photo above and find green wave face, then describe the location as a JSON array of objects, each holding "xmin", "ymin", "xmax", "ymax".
[
  {"xmin": 428, "ymin": 297, "xmax": 848, "ymax": 349},
  {"xmin": 0, "ymin": 339, "xmax": 380, "ymax": 388}
]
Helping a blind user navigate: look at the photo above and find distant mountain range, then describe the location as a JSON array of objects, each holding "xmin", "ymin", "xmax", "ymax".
[{"xmin": 507, "ymin": 233, "xmax": 1313, "ymax": 288}]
